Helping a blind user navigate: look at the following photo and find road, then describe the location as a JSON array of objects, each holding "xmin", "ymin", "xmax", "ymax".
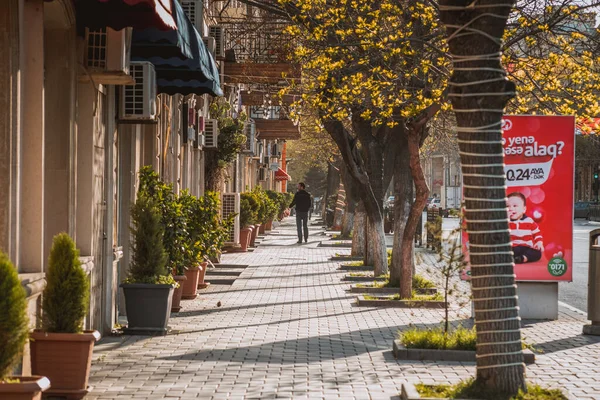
[{"xmin": 437, "ymin": 217, "xmax": 596, "ymax": 313}]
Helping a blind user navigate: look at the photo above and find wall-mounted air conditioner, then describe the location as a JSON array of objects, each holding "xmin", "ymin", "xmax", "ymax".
[
  {"xmin": 119, "ymin": 62, "xmax": 157, "ymax": 122},
  {"xmin": 204, "ymin": 119, "xmax": 219, "ymax": 149},
  {"xmin": 221, "ymin": 193, "xmax": 240, "ymax": 245},
  {"xmin": 209, "ymin": 25, "xmax": 225, "ymax": 58},
  {"xmin": 83, "ymin": 27, "xmax": 133, "ymax": 85},
  {"xmin": 202, "ymin": 37, "xmax": 216, "ymax": 56},
  {"xmin": 181, "ymin": 0, "xmax": 204, "ymax": 32},
  {"xmin": 242, "ymin": 120, "xmax": 255, "ymax": 155}
]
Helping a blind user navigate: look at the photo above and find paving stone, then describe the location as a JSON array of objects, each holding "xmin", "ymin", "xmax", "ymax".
[{"xmin": 86, "ymin": 219, "xmax": 600, "ymax": 399}]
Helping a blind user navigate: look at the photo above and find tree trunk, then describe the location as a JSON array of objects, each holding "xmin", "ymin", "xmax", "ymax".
[
  {"xmin": 352, "ymin": 201, "xmax": 366, "ymax": 257},
  {"xmin": 399, "ymin": 126, "xmax": 430, "ymax": 299},
  {"xmin": 205, "ymin": 151, "xmax": 224, "ymax": 192},
  {"xmin": 439, "ymin": 0, "xmax": 526, "ymax": 394},
  {"xmin": 324, "ymin": 161, "xmax": 341, "ymax": 226},
  {"xmin": 333, "ymin": 181, "xmax": 345, "ymax": 230},
  {"xmin": 366, "ymin": 215, "xmax": 387, "ymax": 276},
  {"xmin": 365, "ymin": 216, "xmax": 375, "ymax": 267},
  {"xmin": 390, "ymin": 142, "xmax": 414, "ymax": 290},
  {"xmin": 341, "ymin": 162, "xmax": 359, "ymax": 239},
  {"xmin": 341, "ymin": 202, "xmax": 355, "ymax": 238}
]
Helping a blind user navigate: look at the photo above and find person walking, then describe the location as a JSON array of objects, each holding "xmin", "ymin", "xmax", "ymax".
[{"xmin": 289, "ymin": 182, "xmax": 312, "ymax": 244}]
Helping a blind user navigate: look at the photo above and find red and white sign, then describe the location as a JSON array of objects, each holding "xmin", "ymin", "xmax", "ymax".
[{"xmin": 462, "ymin": 115, "xmax": 575, "ymax": 282}]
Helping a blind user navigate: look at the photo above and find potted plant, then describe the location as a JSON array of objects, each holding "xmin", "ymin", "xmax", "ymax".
[
  {"xmin": 137, "ymin": 167, "xmax": 184, "ymax": 309},
  {"xmin": 194, "ymin": 192, "xmax": 234, "ymax": 288},
  {"xmin": 120, "ymin": 195, "xmax": 175, "ymax": 335},
  {"xmin": 239, "ymin": 194, "xmax": 256, "ymax": 252},
  {"xmin": 245, "ymin": 192, "xmax": 261, "ymax": 247},
  {"xmin": 0, "ymin": 252, "xmax": 50, "ymax": 400},
  {"xmin": 29, "ymin": 234, "xmax": 100, "ymax": 397}
]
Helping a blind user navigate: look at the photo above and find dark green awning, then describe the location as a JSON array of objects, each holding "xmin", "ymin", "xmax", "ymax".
[{"xmin": 131, "ymin": 0, "xmax": 222, "ymax": 97}]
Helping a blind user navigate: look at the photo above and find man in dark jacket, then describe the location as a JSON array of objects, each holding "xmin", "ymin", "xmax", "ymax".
[{"xmin": 289, "ymin": 182, "xmax": 312, "ymax": 243}]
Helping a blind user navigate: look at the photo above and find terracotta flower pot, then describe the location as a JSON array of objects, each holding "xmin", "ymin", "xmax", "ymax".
[
  {"xmin": 171, "ymin": 275, "xmax": 187, "ymax": 312},
  {"xmin": 182, "ymin": 265, "xmax": 201, "ymax": 299},
  {"xmin": 240, "ymin": 227, "xmax": 252, "ymax": 252},
  {"xmin": 197, "ymin": 261, "xmax": 210, "ymax": 289},
  {"xmin": 259, "ymin": 224, "xmax": 266, "ymax": 234},
  {"xmin": 30, "ymin": 330, "xmax": 101, "ymax": 397},
  {"xmin": 0, "ymin": 376, "xmax": 50, "ymax": 400},
  {"xmin": 250, "ymin": 224, "xmax": 260, "ymax": 247},
  {"xmin": 265, "ymin": 220, "xmax": 273, "ymax": 231}
]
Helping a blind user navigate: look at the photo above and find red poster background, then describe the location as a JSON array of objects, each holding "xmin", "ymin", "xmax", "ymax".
[{"xmin": 462, "ymin": 115, "xmax": 575, "ymax": 282}]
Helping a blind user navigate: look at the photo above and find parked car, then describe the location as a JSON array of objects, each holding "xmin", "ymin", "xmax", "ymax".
[
  {"xmin": 428, "ymin": 197, "xmax": 449, "ymax": 217},
  {"xmin": 575, "ymin": 201, "xmax": 591, "ymax": 219}
]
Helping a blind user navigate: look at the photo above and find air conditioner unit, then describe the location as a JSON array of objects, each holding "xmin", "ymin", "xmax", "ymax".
[
  {"xmin": 221, "ymin": 193, "xmax": 240, "ymax": 245},
  {"xmin": 242, "ymin": 120, "xmax": 255, "ymax": 155},
  {"xmin": 119, "ymin": 62, "xmax": 157, "ymax": 121},
  {"xmin": 209, "ymin": 25, "xmax": 225, "ymax": 58},
  {"xmin": 202, "ymin": 36, "xmax": 216, "ymax": 56},
  {"xmin": 204, "ymin": 119, "xmax": 219, "ymax": 149},
  {"xmin": 181, "ymin": 0, "xmax": 204, "ymax": 32},
  {"xmin": 83, "ymin": 27, "xmax": 133, "ymax": 85},
  {"xmin": 258, "ymin": 167, "xmax": 267, "ymax": 182}
]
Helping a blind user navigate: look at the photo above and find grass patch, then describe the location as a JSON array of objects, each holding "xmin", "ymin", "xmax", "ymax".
[
  {"xmin": 345, "ymin": 261, "xmax": 365, "ymax": 267},
  {"xmin": 369, "ymin": 274, "xmax": 435, "ymax": 290},
  {"xmin": 364, "ymin": 292, "xmax": 443, "ymax": 302},
  {"xmin": 332, "ymin": 233, "xmax": 352, "ymax": 240},
  {"xmin": 399, "ymin": 325, "xmax": 476, "ymax": 351},
  {"xmin": 415, "ymin": 379, "xmax": 566, "ymax": 399}
]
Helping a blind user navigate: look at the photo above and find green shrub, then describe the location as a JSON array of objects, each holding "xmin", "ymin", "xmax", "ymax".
[
  {"xmin": 412, "ymin": 274, "xmax": 436, "ymax": 289},
  {"xmin": 0, "ymin": 252, "xmax": 28, "ymax": 381},
  {"xmin": 128, "ymin": 195, "xmax": 171, "ymax": 284},
  {"xmin": 399, "ymin": 325, "xmax": 476, "ymax": 351},
  {"xmin": 43, "ymin": 233, "xmax": 89, "ymax": 333},
  {"xmin": 138, "ymin": 166, "xmax": 186, "ymax": 275},
  {"xmin": 240, "ymin": 192, "xmax": 259, "ymax": 225}
]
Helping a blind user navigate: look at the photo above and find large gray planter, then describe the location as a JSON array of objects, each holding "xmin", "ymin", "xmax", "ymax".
[{"xmin": 121, "ymin": 283, "xmax": 174, "ymax": 336}]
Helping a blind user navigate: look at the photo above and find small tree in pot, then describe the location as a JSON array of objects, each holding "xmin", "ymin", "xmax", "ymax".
[
  {"xmin": 239, "ymin": 194, "xmax": 256, "ymax": 252},
  {"xmin": 121, "ymin": 195, "xmax": 175, "ymax": 335},
  {"xmin": 0, "ymin": 252, "xmax": 50, "ymax": 399},
  {"xmin": 30, "ymin": 233, "xmax": 100, "ymax": 397},
  {"xmin": 138, "ymin": 167, "xmax": 185, "ymax": 311}
]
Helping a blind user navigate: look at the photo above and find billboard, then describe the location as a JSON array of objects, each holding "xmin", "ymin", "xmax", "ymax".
[{"xmin": 462, "ymin": 115, "xmax": 575, "ymax": 282}]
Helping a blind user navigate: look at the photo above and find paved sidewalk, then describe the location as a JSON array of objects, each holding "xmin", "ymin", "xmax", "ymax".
[{"xmin": 88, "ymin": 218, "xmax": 600, "ymax": 400}]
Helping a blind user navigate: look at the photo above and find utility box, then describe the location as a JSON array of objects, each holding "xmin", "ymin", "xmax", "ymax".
[{"xmin": 584, "ymin": 229, "xmax": 600, "ymax": 335}]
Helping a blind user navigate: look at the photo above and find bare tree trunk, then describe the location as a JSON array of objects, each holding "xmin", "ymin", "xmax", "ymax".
[
  {"xmin": 440, "ymin": 0, "xmax": 525, "ymax": 394},
  {"xmin": 352, "ymin": 201, "xmax": 366, "ymax": 257},
  {"xmin": 324, "ymin": 161, "xmax": 340, "ymax": 228},
  {"xmin": 390, "ymin": 142, "xmax": 414, "ymax": 289},
  {"xmin": 400, "ymin": 126, "xmax": 430, "ymax": 299}
]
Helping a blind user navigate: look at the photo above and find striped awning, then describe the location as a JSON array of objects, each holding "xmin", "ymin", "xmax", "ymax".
[
  {"xmin": 274, "ymin": 168, "xmax": 291, "ymax": 181},
  {"xmin": 76, "ymin": 0, "xmax": 178, "ymax": 32}
]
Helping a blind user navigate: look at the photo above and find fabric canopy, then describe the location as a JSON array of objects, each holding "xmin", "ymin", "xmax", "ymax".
[
  {"xmin": 274, "ymin": 168, "xmax": 291, "ymax": 181},
  {"xmin": 131, "ymin": 0, "xmax": 222, "ymax": 97},
  {"xmin": 76, "ymin": 0, "xmax": 178, "ymax": 32}
]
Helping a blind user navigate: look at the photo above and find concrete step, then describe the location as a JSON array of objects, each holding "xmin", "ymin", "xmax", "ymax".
[{"xmin": 206, "ymin": 269, "xmax": 244, "ymax": 276}]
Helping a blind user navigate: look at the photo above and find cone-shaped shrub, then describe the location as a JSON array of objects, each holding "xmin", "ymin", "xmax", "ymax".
[
  {"xmin": 42, "ymin": 233, "xmax": 89, "ymax": 333},
  {"xmin": 0, "ymin": 252, "xmax": 28, "ymax": 381},
  {"xmin": 129, "ymin": 195, "xmax": 169, "ymax": 283}
]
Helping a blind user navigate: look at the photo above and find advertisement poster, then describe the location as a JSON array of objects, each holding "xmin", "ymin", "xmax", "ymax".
[{"xmin": 462, "ymin": 115, "xmax": 575, "ymax": 282}]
